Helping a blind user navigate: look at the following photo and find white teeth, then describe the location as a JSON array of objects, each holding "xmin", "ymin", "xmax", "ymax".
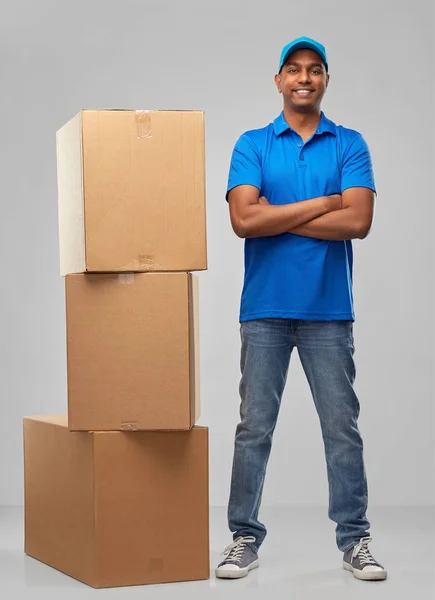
[{"xmin": 296, "ymin": 90, "xmax": 311, "ymax": 94}]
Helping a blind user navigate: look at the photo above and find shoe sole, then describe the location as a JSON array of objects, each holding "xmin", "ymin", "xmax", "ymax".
[
  {"xmin": 215, "ymin": 559, "xmax": 259, "ymax": 579},
  {"xmin": 343, "ymin": 560, "xmax": 387, "ymax": 580}
]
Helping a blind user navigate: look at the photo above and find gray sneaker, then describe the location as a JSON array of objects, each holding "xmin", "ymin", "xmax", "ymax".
[
  {"xmin": 343, "ymin": 536, "xmax": 387, "ymax": 580},
  {"xmin": 215, "ymin": 535, "xmax": 259, "ymax": 579}
]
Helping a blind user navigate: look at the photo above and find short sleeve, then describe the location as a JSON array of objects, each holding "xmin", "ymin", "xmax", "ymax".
[
  {"xmin": 341, "ymin": 134, "xmax": 377, "ymax": 195},
  {"xmin": 226, "ymin": 134, "xmax": 262, "ymax": 202}
]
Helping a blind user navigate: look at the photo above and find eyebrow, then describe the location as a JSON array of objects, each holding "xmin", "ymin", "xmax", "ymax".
[{"xmin": 285, "ymin": 62, "xmax": 324, "ymax": 68}]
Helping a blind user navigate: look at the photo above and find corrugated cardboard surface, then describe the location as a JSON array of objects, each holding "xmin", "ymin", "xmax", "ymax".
[
  {"xmin": 65, "ymin": 272, "xmax": 199, "ymax": 431},
  {"xmin": 56, "ymin": 112, "xmax": 86, "ymax": 275},
  {"xmin": 23, "ymin": 416, "xmax": 97, "ymax": 585},
  {"xmin": 23, "ymin": 415, "xmax": 210, "ymax": 588},
  {"xmin": 56, "ymin": 109, "xmax": 207, "ymax": 275},
  {"xmin": 189, "ymin": 273, "xmax": 201, "ymax": 425}
]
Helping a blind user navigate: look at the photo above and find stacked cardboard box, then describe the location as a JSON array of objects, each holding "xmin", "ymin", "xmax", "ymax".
[{"xmin": 23, "ymin": 110, "xmax": 209, "ymax": 588}]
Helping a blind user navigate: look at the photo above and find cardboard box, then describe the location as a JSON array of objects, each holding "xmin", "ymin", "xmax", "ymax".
[
  {"xmin": 56, "ymin": 109, "xmax": 207, "ymax": 275},
  {"xmin": 65, "ymin": 272, "xmax": 200, "ymax": 431},
  {"xmin": 23, "ymin": 415, "xmax": 209, "ymax": 588}
]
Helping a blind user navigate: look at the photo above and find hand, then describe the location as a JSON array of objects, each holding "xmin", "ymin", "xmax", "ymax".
[{"xmin": 258, "ymin": 196, "xmax": 270, "ymax": 205}]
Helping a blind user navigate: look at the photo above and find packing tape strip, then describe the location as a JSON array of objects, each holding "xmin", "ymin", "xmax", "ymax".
[
  {"xmin": 120, "ymin": 422, "xmax": 138, "ymax": 431},
  {"xmin": 135, "ymin": 110, "xmax": 152, "ymax": 139},
  {"xmin": 117, "ymin": 255, "xmax": 157, "ymax": 272},
  {"xmin": 138, "ymin": 254, "xmax": 156, "ymax": 270},
  {"xmin": 118, "ymin": 273, "xmax": 134, "ymax": 284}
]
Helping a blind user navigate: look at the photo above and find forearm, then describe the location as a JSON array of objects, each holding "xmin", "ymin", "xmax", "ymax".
[
  {"xmin": 289, "ymin": 207, "xmax": 365, "ymax": 240},
  {"xmin": 241, "ymin": 196, "xmax": 334, "ymax": 238}
]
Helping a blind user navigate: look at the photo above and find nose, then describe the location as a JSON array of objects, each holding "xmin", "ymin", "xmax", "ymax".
[{"xmin": 298, "ymin": 70, "xmax": 312, "ymax": 84}]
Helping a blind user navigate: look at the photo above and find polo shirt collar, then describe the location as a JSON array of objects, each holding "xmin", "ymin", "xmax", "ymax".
[{"xmin": 273, "ymin": 111, "xmax": 337, "ymax": 137}]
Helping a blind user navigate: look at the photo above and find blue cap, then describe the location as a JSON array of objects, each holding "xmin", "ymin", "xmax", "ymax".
[{"xmin": 278, "ymin": 36, "xmax": 328, "ymax": 73}]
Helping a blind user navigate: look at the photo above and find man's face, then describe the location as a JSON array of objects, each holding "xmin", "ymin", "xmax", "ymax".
[{"xmin": 275, "ymin": 48, "xmax": 329, "ymax": 112}]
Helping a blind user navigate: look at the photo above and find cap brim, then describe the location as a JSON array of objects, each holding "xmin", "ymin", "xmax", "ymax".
[{"xmin": 280, "ymin": 42, "xmax": 327, "ymax": 71}]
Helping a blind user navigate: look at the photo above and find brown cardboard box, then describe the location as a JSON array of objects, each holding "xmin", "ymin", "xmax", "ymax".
[
  {"xmin": 23, "ymin": 415, "xmax": 210, "ymax": 588},
  {"xmin": 65, "ymin": 272, "xmax": 200, "ymax": 431},
  {"xmin": 56, "ymin": 109, "xmax": 207, "ymax": 275}
]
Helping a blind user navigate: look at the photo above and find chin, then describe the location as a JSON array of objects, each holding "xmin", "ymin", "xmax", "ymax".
[{"xmin": 290, "ymin": 102, "xmax": 316, "ymax": 112}]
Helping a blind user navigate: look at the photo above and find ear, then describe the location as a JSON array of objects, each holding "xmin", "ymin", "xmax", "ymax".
[
  {"xmin": 325, "ymin": 73, "xmax": 330, "ymax": 89},
  {"xmin": 274, "ymin": 73, "xmax": 282, "ymax": 93}
]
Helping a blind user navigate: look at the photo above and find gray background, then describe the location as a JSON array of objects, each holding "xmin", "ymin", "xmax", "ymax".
[{"xmin": 1, "ymin": 0, "xmax": 433, "ymax": 511}]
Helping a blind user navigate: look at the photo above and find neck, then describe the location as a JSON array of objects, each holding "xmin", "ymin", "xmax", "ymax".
[{"xmin": 282, "ymin": 106, "xmax": 322, "ymax": 132}]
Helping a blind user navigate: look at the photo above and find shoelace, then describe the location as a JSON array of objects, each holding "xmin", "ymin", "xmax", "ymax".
[
  {"xmin": 353, "ymin": 537, "xmax": 379, "ymax": 566},
  {"xmin": 222, "ymin": 536, "xmax": 256, "ymax": 564}
]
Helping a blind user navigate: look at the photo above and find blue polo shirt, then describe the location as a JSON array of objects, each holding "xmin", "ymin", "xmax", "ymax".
[{"xmin": 226, "ymin": 111, "xmax": 376, "ymax": 323}]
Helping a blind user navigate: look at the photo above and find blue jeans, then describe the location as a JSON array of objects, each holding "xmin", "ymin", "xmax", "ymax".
[{"xmin": 227, "ymin": 318, "xmax": 370, "ymax": 553}]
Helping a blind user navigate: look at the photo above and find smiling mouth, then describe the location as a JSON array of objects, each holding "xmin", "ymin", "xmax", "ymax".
[{"xmin": 294, "ymin": 90, "xmax": 314, "ymax": 95}]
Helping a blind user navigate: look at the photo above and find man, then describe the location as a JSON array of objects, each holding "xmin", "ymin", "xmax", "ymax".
[{"xmin": 215, "ymin": 37, "xmax": 387, "ymax": 582}]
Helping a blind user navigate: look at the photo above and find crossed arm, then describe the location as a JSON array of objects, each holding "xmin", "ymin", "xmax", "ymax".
[{"xmin": 228, "ymin": 185, "xmax": 375, "ymax": 241}]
